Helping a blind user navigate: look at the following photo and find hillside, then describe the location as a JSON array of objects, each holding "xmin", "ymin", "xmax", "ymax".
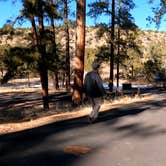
[
  {"xmin": 0, "ymin": 27, "xmax": 166, "ymax": 77},
  {"xmin": 139, "ymin": 30, "xmax": 166, "ymax": 63},
  {"xmin": 1, "ymin": 27, "xmax": 166, "ymax": 56}
]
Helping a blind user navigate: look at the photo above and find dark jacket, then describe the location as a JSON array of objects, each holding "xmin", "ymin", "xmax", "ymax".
[{"xmin": 83, "ymin": 71, "xmax": 106, "ymax": 98}]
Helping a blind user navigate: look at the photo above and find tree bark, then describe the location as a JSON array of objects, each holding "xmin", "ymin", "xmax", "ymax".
[
  {"xmin": 50, "ymin": 0, "xmax": 59, "ymax": 90},
  {"xmin": 117, "ymin": 7, "xmax": 120, "ymax": 89},
  {"xmin": 72, "ymin": 0, "xmax": 86, "ymax": 105},
  {"xmin": 38, "ymin": 1, "xmax": 49, "ymax": 109},
  {"xmin": 109, "ymin": 0, "xmax": 115, "ymax": 92},
  {"xmin": 117, "ymin": 26, "xmax": 120, "ymax": 89},
  {"xmin": 64, "ymin": 0, "xmax": 71, "ymax": 91}
]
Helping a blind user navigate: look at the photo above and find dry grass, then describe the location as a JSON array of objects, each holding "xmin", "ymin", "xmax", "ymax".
[
  {"xmin": 0, "ymin": 94, "xmax": 152, "ymax": 135},
  {"xmin": 0, "ymin": 78, "xmax": 153, "ymax": 135}
]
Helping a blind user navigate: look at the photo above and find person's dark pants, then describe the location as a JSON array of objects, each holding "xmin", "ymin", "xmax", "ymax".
[{"xmin": 89, "ymin": 97, "xmax": 103, "ymax": 120}]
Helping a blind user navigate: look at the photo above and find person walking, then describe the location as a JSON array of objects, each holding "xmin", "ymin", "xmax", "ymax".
[{"xmin": 83, "ymin": 61, "xmax": 106, "ymax": 123}]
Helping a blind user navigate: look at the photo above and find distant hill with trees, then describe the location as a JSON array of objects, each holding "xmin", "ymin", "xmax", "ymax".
[{"xmin": 0, "ymin": 26, "xmax": 166, "ymax": 78}]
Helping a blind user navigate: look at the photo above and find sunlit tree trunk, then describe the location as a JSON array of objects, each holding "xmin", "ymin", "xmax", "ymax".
[{"xmin": 72, "ymin": 0, "xmax": 86, "ymax": 105}]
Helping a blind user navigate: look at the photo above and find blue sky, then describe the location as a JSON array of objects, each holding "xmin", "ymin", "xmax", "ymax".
[{"xmin": 0, "ymin": 0, "xmax": 166, "ymax": 31}]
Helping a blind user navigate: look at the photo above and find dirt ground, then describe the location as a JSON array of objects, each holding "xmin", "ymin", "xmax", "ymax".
[{"xmin": 0, "ymin": 78, "xmax": 153, "ymax": 135}]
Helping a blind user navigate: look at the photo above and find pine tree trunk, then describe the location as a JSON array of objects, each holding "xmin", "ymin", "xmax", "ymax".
[
  {"xmin": 53, "ymin": 70, "xmax": 59, "ymax": 89},
  {"xmin": 39, "ymin": 65, "xmax": 49, "ymax": 109},
  {"xmin": 117, "ymin": 8, "xmax": 120, "ymax": 89},
  {"xmin": 38, "ymin": 1, "xmax": 49, "ymax": 109},
  {"xmin": 117, "ymin": 26, "xmax": 120, "ymax": 89},
  {"xmin": 64, "ymin": 0, "xmax": 71, "ymax": 91},
  {"xmin": 109, "ymin": 0, "xmax": 115, "ymax": 91},
  {"xmin": 31, "ymin": 17, "xmax": 38, "ymax": 49},
  {"xmin": 72, "ymin": 0, "xmax": 86, "ymax": 105},
  {"xmin": 31, "ymin": 16, "xmax": 49, "ymax": 109},
  {"xmin": 50, "ymin": 0, "xmax": 59, "ymax": 90}
]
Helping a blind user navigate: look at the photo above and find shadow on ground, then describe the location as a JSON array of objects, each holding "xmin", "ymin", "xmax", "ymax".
[
  {"xmin": 0, "ymin": 87, "xmax": 165, "ymax": 123},
  {"xmin": 0, "ymin": 90, "xmax": 166, "ymax": 165},
  {"xmin": 0, "ymin": 92, "xmax": 72, "ymax": 123}
]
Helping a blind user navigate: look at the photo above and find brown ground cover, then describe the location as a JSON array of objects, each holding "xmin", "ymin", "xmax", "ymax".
[{"xmin": 0, "ymin": 78, "xmax": 152, "ymax": 135}]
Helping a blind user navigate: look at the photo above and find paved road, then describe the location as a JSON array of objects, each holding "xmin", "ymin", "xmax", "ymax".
[{"xmin": 0, "ymin": 90, "xmax": 166, "ymax": 166}]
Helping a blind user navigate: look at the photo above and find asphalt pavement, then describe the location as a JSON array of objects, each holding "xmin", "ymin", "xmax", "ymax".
[{"xmin": 0, "ymin": 90, "xmax": 166, "ymax": 166}]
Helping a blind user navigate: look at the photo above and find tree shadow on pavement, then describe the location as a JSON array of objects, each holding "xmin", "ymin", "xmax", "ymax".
[{"xmin": 0, "ymin": 94, "xmax": 166, "ymax": 166}]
